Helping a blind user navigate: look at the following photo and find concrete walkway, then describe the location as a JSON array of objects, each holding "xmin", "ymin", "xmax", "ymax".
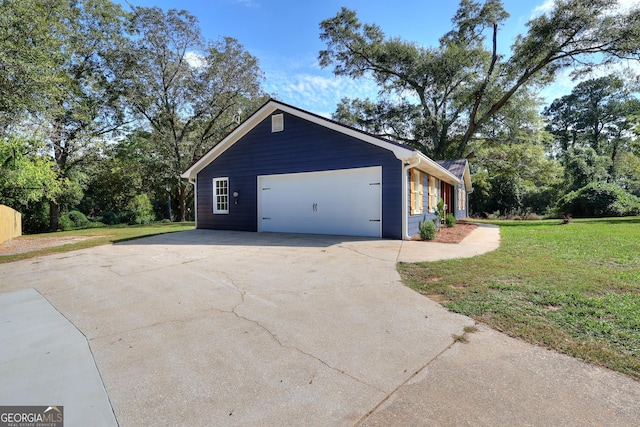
[
  {"xmin": 397, "ymin": 223, "xmax": 501, "ymax": 263},
  {"xmin": 0, "ymin": 288, "xmax": 118, "ymax": 426},
  {"xmin": 1, "ymin": 226, "xmax": 639, "ymax": 426}
]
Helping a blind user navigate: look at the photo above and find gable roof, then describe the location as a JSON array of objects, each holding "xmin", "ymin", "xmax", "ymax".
[
  {"xmin": 181, "ymin": 98, "xmax": 461, "ymax": 185},
  {"xmin": 436, "ymin": 159, "xmax": 472, "ymax": 190}
]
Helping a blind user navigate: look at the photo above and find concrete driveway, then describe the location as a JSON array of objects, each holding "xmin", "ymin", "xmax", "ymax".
[
  {"xmin": 1, "ymin": 228, "xmax": 640, "ymax": 426},
  {"xmin": 0, "ymin": 230, "xmax": 471, "ymax": 425}
]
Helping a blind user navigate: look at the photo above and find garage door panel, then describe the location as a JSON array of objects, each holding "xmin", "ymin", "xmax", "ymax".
[{"xmin": 258, "ymin": 167, "xmax": 381, "ymax": 237}]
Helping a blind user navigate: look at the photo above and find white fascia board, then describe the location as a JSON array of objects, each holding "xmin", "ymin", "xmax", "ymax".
[
  {"xmin": 462, "ymin": 162, "xmax": 473, "ymax": 190},
  {"xmin": 409, "ymin": 151, "xmax": 462, "ymax": 185}
]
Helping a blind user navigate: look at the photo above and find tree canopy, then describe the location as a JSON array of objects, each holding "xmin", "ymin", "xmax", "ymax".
[
  {"xmin": 319, "ymin": 0, "xmax": 640, "ymax": 159},
  {"xmin": 0, "ymin": 0, "xmax": 268, "ymax": 231},
  {"xmin": 116, "ymin": 6, "xmax": 267, "ymax": 221}
]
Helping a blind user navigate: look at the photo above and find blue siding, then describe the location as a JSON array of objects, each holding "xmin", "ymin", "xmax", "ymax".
[
  {"xmin": 407, "ymin": 171, "xmax": 438, "ymax": 237},
  {"xmin": 196, "ymin": 110, "xmax": 403, "ymax": 239},
  {"xmin": 455, "ymin": 183, "xmax": 469, "ymax": 219}
]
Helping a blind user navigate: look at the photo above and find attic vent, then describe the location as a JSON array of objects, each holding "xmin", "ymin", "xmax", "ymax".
[{"xmin": 271, "ymin": 113, "xmax": 284, "ymax": 132}]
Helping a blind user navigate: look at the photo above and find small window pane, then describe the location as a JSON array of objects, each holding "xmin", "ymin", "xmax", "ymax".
[
  {"xmin": 213, "ymin": 178, "xmax": 229, "ymax": 214},
  {"xmin": 272, "ymin": 113, "xmax": 284, "ymax": 132}
]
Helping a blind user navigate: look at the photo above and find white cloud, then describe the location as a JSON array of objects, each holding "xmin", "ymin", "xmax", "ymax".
[
  {"xmin": 617, "ymin": 0, "xmax": 638, "ymax": 12},
  {"xmin": 263, "ymin": 68, "xmax": 379, "ymax": 117},
  {"xmin": 185, "ymin": 51, "xmax": 205, "ymax": 68},
  {"xmin": 234, "ymin": 0, "xmax": 260, "ymax": 8},
  {"xmin": 531, "ymin": 0, "xmax": 555, "ymax": 18},
  {"xmin": 532, "ymin": 0, "xmax": 637, "ymax": 18}
]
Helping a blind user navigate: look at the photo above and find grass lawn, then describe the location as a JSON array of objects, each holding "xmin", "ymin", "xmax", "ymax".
[
  {"xmin": 399, "ymin": 217, "xmax": 640, "ymax": 380},
  {"xmin": 0, "ymin": 222, "xmax": 195, "ymax": 264}
]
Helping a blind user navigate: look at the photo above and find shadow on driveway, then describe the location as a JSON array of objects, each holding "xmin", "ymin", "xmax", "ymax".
[{"xmin": 115, "ymin": 228, "xmax": 382, "ymax": 248}]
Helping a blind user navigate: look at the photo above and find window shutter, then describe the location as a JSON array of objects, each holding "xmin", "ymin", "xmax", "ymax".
[
  {"xmin": 410, "ymin": 169, "xmax": 416, "ymax": 214},
  {"xmin": 418, "ymin": 172, "xmax": 423, "ymax": 214},
  {"xmin": 410, "ymin": 169, "xmax": 424, "ymax": 215},
  {"xmin": 428, "ymin": 176, "xmax": 437, "ymax": 212}
]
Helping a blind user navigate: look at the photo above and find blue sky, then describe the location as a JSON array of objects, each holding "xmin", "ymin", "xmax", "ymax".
[{"xmin": 117, "ymin": 0, "xmax": 628, "ymax": 116}]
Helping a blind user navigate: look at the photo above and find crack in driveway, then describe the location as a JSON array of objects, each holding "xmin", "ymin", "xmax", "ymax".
[
  {"xmin": 218, "ymin": 269, "xmax": 389, "ymax": 396},
  {"xmin": 354, "ymin": 334, "xmax": 465, "ymax": 426}
]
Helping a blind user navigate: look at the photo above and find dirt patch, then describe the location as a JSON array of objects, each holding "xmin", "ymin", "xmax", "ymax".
[
  {"xmin": 427, "ymin": 294, "xmax": 448, "ymax": 304},
  {"xmin": 0, "ymin": 236, "xmax": 97, "ymax": 256}
]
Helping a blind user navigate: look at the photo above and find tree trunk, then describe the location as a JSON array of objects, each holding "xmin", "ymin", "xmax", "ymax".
[
  {"xmin": 177, "ymin": 180, "xmax": 186, "ymax": 222},
  {"xmin": 49, "ymin": 200, "xmax": 60, "ymax": 232}
]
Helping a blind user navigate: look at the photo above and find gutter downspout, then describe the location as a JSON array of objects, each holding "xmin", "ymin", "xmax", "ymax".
[
  {"xmin": 188, "ymin": 177, "xmax": 197, "ymax": 227},
  {"xmin": 402, "ymin": 156, "xmax": 421, "ymax": 240}
]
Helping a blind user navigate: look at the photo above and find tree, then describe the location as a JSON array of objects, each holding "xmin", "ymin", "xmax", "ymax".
[
  {"xmin": 0, "ymin": 137, "xmax": 59, "ymax": 207},
  {"xmin": 117, "ymin": 6, "xmax": 267, "ymax": 221},
  {"xmin": 319, "ymin": 0, "xmax": 640, "ymax": 159},
  {"xmin": 544, "ymin": 75, "xmax": 640, "ymax": 185},
  {"xmin": 78, "ymin": 130, "xmax": 161, "ymax": 218},
  {"xmin": 0, "ymin": 137, "xmax": 62, "ymax": 233},
  {"xmin": 544, "ymin": 76, "xmax": 639, "ymax": 151},
  {"xmin": 614, "ymin": 151, "xmax": 640, "ymax": 196},
  {"xmin": 3, "ymin": 0, "xmax": 130, "ymax": 231},
  {"xmin": 1, "ymin": 1, "xmax": 130, "ymax": 231},
  {"xmin": 0, "ymin": 0, "xmax": 68, "ymax": 131},
  {"xmin": 562, "ymin": 146, "xmax": 610, "ymax": 192},
  {"xmin": 470, "ymin": 142, "xmax": 563, "ymax": 215}
]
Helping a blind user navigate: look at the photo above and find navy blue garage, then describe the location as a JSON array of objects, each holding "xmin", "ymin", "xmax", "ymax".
[{"xmin": 181, "ymin": 99, "xmax": 472, "ymax": 240}]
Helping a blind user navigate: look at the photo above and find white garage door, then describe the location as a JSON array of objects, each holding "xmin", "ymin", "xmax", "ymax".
[{"xmin": 258, "ymin": 166, "xmax": 382, "ymax": 237}]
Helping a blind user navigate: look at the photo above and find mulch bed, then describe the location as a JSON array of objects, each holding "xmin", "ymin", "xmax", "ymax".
[{"xmin": 412, "ymin": 222, "xmax": 478, "ymax": 244}]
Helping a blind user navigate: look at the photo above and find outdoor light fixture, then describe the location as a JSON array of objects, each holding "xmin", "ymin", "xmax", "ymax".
[{"xmin": 233, "ymin": 191, "xmax": 239, "ymax": 204}]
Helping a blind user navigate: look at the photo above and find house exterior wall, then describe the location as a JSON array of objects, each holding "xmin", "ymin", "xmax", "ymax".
[
  {"xmin": 406, "ymin": 171, "xmax": 469, "ymax": 237},
  {"xmin": 195, "ymin": 110, "xmax": 404, "ymax": 239},
  {"xmin": 455, "ymin": 182, "xmax": 469, "ymax": 219},
  {"xmin": 407, "ymin": 171, "xmax": 439, "ymax": 237}
]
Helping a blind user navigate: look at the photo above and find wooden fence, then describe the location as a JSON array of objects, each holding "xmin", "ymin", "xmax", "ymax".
[{"xmin": 0, "ymin": 204, "xmax": 22, "ymax": 244}]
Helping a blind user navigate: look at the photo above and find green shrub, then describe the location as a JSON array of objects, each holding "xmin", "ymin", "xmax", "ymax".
[
  {"xmin": 420, "ymin": 220, "xmax": 436, "ymax": 240},
  {"xmin": 445, "ymin": 214, "xmax": 456, "ymax": 227},
  {"xmin": 126, "ymin": 194, "xmax": 155, "ymax": 224},
  {"xmin": 59, "ymin": 210, "xmax": 90, "ymax": 230},
  {"xmin": 69, "ymin": 210, "xmax": 89, "ymax": 226},
  {"xmin": 555, "ymin": 182, "xmax": 640, "ymax": 217},
  {"xmin": 118, "ymin": 210, "xmax": 136, "ymax": 225},
  {"xmin": 522, "ymin": 186, "xmax": 560, "ymax": 215},
  {"xmin": 58, "ymin": 214, "xmax": 75, "ymax": 231},
  {"xmin": 101, "ymin": 211, "xmax": 118, "ymax": 225}
]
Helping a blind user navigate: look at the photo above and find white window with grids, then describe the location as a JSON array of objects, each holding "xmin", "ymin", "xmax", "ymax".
[{"xmin": 213, "ymin": 177, "xmax": 229, "ymax": 214}]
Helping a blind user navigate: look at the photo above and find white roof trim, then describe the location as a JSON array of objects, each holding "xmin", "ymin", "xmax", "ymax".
[
  {"xmin": 411, "ymin": 152, "xmax": 462, "ymax": 185},
  {"xmin": 463, "ymin": 162, "xmax": 472, "ymax": 190},
  {"xmin": 181, "ymin": 99, "xmax": 460, "ymax": 185}
]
